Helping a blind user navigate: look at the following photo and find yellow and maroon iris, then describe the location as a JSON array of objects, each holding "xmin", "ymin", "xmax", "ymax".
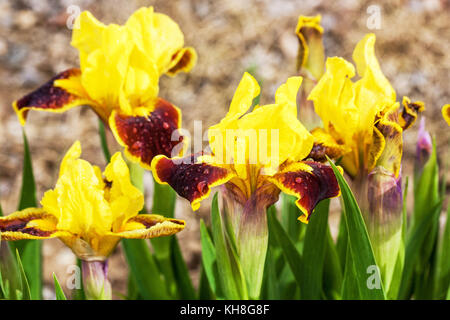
[
  {"xmin": 0, "ymin": 141, "xmax": 185, "ymax": 260},
  {"xmin": 12, "ymin": 7, "xmax": 196, "ymax": 169},
  {"xmin": 152, "ymin": 73, "xmax": 340, "ymax": 223},
  {"xmin": 307, "ymin": 33, "xmax": 424, "ymax": 178}
]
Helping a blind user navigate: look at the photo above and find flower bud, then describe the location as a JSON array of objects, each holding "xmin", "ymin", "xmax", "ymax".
[
  {"xmin": 82, "ymin": 260, "xmax": 112, "ymax": 300},
  {"xmin": 415, "ymin": 117, "xmax": 432, "ymax": 175},
  {"xmin": 360, "ymin": 167, "xmax": 403, "ymax": 290}
]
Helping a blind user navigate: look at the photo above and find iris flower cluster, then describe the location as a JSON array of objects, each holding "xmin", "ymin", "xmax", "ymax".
[{"xmin": 0, "ymin": 7, "xmax": 447, "ymax": 300}]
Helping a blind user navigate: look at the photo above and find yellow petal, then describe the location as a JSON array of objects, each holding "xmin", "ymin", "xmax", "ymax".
[
  {"xmin": 352, "ymin": 34, "xmax": 396, "ymax": 134},
  {"xmin": 103, "ymin": 152, "xmax": 144, "ymax": 231},
  {"xmin": 295, "ymin": 15, "xmax": 325, "ymax": 79},
  {"xmin": 308, "ymin": 57, "xmax": 358, "ymax": 145},
  {"xmin": 115, "ymin": 214, "xmax": 185, "ymax": 239},
  {"xmin": 71, "ymin": 11, "xmax": 107, "ymax": 70},
  {"xmin": 0, "ymin": 208, "xmax": 63, "ymax": 240},
  {"xmin": 443, "ymin": 104, "xmax": 450, "ymax": 126},
  {"xmin": 125, "ymin": 7, "xmax": 191, "ymax": 76}
]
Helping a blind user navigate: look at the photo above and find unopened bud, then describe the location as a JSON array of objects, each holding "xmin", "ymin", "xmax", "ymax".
[
  {"xmin": 363, "ymin": 167, "xmax": 403, "ymax": 290},
  {"xmin": 415, "ymin": 117, "xmax": 432, "ymax": 175},
  {"xmin": 82, "ymin": 260, "xmax": 112, "ymax": 300}
]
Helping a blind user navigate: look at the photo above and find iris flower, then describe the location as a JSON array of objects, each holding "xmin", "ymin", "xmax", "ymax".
[
  {"xmin": 151, "ymin": 73, "xmax": 340, "ymax": 298},
  {"xmin": 151, "ymin": 73, "xmax": 340, "ymax": 224},
  {"xmin": 0, "ymin": 141, "xmax": 185, "ymax": 261},
  {"xmin": 12, "ymin": 7, "xmax": 196, "ymax": 168},
  {"xmin": 308, "ymin": 33, "xmax": 424, "ymax": 179},
  {"xmin": 307, "ymin": 33, "xmax": 425, "ymax": 291}
]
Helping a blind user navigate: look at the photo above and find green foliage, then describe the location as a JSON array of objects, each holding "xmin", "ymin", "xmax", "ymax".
[
  {"xmin": 328, "ymin": 159, "xmax": 386, "ymax": 300},
  {"xmin": 9, "ymin": 131, "xmax": 42, "ymax": 300},
  {"xmin": 53, "ymin": 273, "xmax": 67, "ymax": 300}
]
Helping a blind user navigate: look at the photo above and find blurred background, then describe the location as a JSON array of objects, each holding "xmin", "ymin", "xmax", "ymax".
[{"xmin": 0, "ymin": 0, "xmax": 448, "ymax": 299}]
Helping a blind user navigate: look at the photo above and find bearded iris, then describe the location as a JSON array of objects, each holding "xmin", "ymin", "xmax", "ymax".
[
  {"xmin": 151, "ymin": 73, "xmax": 341, "ymax": 298},
  {"xmin": 0, "ymin": 141, "xmax": 185, "ymax": 299},
  {"xmin": 12, "ymin": 7, "xmax": 196, "ymax": 168},
  {"xmin": 307, "ymin": 33, "xmax": 424, "ymax": 292}
]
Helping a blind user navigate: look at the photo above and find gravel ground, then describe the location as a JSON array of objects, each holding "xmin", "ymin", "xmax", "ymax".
[{"xmin": 0, "ymin": 0, "xmax": 448, "ymax": 299}]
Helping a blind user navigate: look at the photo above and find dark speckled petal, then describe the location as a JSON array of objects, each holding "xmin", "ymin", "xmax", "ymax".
[
  {"xmin": 268, "ymin": 161, "xmax": 340, "ymax": 223},
  {"xmin": 0, "ymin": 208, "xmax": 64, "ymax": 240},
  {"xmin": 110, "ymin": 98, "xmax": 184, "ymax": 170},
  {"xmin": 151, "ymin": 154, "xmax": 235, "ymax": 210},
  {"xmin": 12, "ymin": 68, "xmax": 93, "ymax": 125}
]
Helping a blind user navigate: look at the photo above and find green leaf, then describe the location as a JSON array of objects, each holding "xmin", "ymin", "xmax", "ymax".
[
  {"xmin": 300, "ymin": 199, "xmax": 330, "ymax": 299},
  {"xmin": 267, "ymin": 208, "xmax": 302, "ymax": 294},
  {"xmin": 281, "ymin": 194, "xmax": 303, "ymax": 242},
  {"xmin": 123, "ymin": 162, "xmax": 169, "ymax": 299},
  {"xmin": 15, "ymin": 249, "xmax": 31, "ymax": 300},
  {"xmin": 397, "ymin": 200, "xmax": 443, "ymax": 299},
  {"xmin": 436, "ymin": 204, "xmax": 450, "ymax": 299},
  {"xmin": 336, "ymin": 208, "xmax": 348, "ymax": 271},
  {"xmin": 322, "ymin": 226, "xmax": 343, "ymax": 299},
  {"xmin": 198, "ymin": 266, "xmax": 215, "ymax": 300},
  {"xmin": 200, "ymin": 220, "xmax": 219, "ymax": 297},
  {"xmin": 150, "ymin": 179, "xmax": 177, "ymax": 297},
  {"xmin": 98, "ymin": 119, "xmax": 111, "ymax": 162},
  {"xmin": 328, "ymin": 158, "xmax": 386, "ymax": 300},
  {"xmin": 171, "ymin": 236, "xmax": 196, "ymax": 299},
  {"xmin": 53, "ymin": 273, "xmax": 67, "ymax": 300},
  {"xmin": 122, "ymin": 239, "xmax": 169, "ymax": 299},
  {"xmin": 210, "ymin": 193, "xmax": 246, "ymax": 299},
  {"xmin": 341, "ymin": 244, "xmax": 360, "ymax": 299},
  {"xmin": 10, "ymin": 131, "xmax": 41, "ymax": 300},
  {"xmin": 261, "ymin": 244, "xmax": 281, "ymax": 300}
]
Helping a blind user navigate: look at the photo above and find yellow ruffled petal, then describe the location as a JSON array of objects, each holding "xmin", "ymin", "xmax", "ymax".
[
  {"xmin": 208, "ymin": 72, "xmax": 260, "ymax": 163},
  {"xmin": 352, "ymin": 34, "xmax": 396, "ymax": 134},
  {"xmin": 71, "ymin": 11, "xmax": 107, "ymax": 70},
  {"xmin": 80, "ymin": 24, "xmax": 130, "ymax": 113},
  {"xmin": 308, "ymin": 57, "xmax": 358, "ymax": 145},
  {"xmin": 125, "ymin": 7, "xmax": 191, "ymax": 76},
  {"xmin": 41, "ymin": 142, "xmax": 113, "ymax": 236},
  {"xmin": 103, "ymin": 152, "xmax": 144, "ymax": 231}
]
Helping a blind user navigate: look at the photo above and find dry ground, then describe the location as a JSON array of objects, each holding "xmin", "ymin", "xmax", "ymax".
[{"xmin": 0, "ymin": 0, "xmax": 448, "ymax": 299}]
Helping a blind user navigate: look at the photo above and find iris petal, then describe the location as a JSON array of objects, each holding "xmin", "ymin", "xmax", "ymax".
[{"xmin": 267, "ymin": 161, "xmax": 341, "ymax": 223}]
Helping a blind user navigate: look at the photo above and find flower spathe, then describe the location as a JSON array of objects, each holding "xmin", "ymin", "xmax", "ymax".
[
  {"xmin": 12, "ymin": 7, "xmax": 196, "ymax": 169},
  {"xmin": 0, "ymin": 141, "xmax": 185, "ymax": 260},
  {"xmin": 308, "ymin": 33, "xmax": 424, "ymax": 178},
  {"xmin": 151, "ymin": 73, "xmax": 341, "ymax": 223}
]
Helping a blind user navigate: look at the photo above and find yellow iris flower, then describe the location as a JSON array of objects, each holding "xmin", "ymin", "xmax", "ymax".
[
  {"xmin": 0, "ymin": 142, "xmax": 185, "ymax": 261},
  {"xmin": 308, "ymin": 33, "xmax": 424, "ymax": 178},
  {"xmin": 12, "ymin": 7, "xmax": 196, "ymax": 169},
  {"xmin": 152, "ymin": 73, "xmax": 341, "ymax": 223}
]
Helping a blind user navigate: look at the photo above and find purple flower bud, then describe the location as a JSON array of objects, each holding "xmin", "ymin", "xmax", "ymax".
[
  {"xmin": 415, "ymin": 117, "xmax": 432, "ymax": 173},
  {"xmin": 82, "ymin": 260, "xmax": 112, "ymax": 300},
  {"xmin": 359, "ymin": 166, "xmax": 403, "ymax": 290}
]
